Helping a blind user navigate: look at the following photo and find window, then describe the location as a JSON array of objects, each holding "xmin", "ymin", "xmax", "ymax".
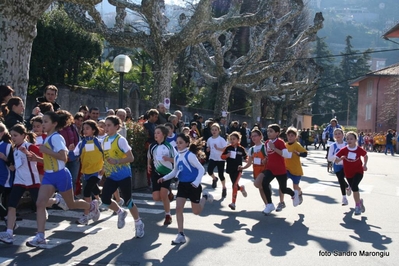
[
  {"xmin": 365, "ymin": 104, "xmax": 371, "ymax": 120},
  {"xmin": 366, "ymin": 80, "xmax": 372, "ymax": 96}
]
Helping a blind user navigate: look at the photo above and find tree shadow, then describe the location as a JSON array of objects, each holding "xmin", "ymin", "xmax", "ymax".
[
  {"xmin": 340, "ymin": 209, "xmax": 392, "ymax": 250},
  {"xmin": 245, "ymin": 214, "xmax": 350, "ymax": 256}
]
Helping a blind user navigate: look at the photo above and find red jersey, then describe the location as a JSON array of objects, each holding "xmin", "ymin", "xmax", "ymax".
[
  {"xmin": 336, "ymin": 146, "xmax": 367, "ymax": 178},
  {"xmin": 265, "ymin": 138, "xmax": 286, "ymax": 175}
]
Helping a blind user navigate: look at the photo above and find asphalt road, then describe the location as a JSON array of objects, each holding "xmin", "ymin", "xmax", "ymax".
[{"xmin": 0, "ymin": 148, "xmax": 397, "ymax": 266}]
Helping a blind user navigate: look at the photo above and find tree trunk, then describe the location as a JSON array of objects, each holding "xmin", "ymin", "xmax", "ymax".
[
  {"xmin": 213, "ymin": 82, "xmax": 232, "ymax": 118},
  {"xmin": 0, "ymin": 1, "xmax": 52, "ymax": 103},
  {"xmin": 152, "ymin": 54, "xmax": 173, "ymax": 106},
  {"xmin": 251, "ymin": 94, "xmax": 262, "ymax": 125}
]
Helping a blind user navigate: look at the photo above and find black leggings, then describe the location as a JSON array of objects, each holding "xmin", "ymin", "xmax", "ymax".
[
  {"xmin": 83, "ymin": 176, "xmax": 101, "ymax": 198},
  {"xmin": 207, "ymin": 160, "xmax": 225, "ymax": 181},
  {"xmin": 347, "ymin": 173, "xmax": 363, "ymax": 192},
  {"xmin": 335, "ymin": 169, "xmax": 349, "ymax": 196},
  {"xmin": 262, "ymin": 170, "xmax": 294, "ymax": 204},
  {"xmin": 101, "ymin": 177, "xmax": 133, "ymax": 207}
]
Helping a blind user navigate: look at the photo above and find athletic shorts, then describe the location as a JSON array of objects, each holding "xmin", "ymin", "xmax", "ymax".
[
  {"xmin": 42, "ymin": 168, "xmax": 73, "ymax": 192},
  {"xmin": 287, "ymin": 170, "xmax": 301, "ymax": 185}
]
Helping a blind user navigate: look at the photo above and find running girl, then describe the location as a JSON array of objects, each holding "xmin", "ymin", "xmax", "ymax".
[
  {"xmin": 158, "ymin": 133, "xmax": 213, "ymax": 244},
  {"xmin": 26, "ymin": 111, "xmax": 100, "ymax": 248},
  {"xmin": 0, "ymin": 123, "xmax": 13, "ymax": 221},
  {"xmin": 69, "ymin": 120, "xmax": 104, "ymax": 225},
  {"xmin": 327, "ymin": 128, "xmax": 351, "ymax": 206},
  {"xmin": 260, "ymin": 124, "xmax": 300, "ymax": 214},
  {"xmin": 221, "ymin": 131, "xmax": 248, "ymax": 210},
  {"xmin": 335, "ymin": 131, "xmax": 368, "ymax": 215},
  {"xmin": 101, "ymin": 115, "xmax": 144, "ymax": 238},
  {"xmin": 239, "ymin": 128, "xmax": 268, "ymax": 207},
  {"xmin": 276, "ymin": 127, "xmax": 307, "ymax": 211},
  {"xmin": 206, "ymin": 123, "xmax": 227, "ymax": 196},
  {"xmin": 147, "ymin": 125, "xmax": 176, "ymax": 225}
]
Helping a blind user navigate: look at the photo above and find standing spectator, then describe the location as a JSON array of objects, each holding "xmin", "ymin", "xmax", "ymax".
[
  {"xmin": 173, "ymin": 110, "xmax": 184, "ymax": 134},
  {"xmin": 73, "ymin": 112, "xmax": 85, "ymax": 136},
  {"xmin": 4, "ymin": 97, "xmax": 26, "ymax": 129},
  {"xmin": 156, "ymin": 103, "xmax": 170, "ymax": 125},
  {"xmin": 0, "ymin": 85, "xmax": 14, "ymax": 122},
  {"xmin": 216, "ymin": 117, "xmax": 228, "ymax": 140},
  {"xmin": 229, "ymin": 121, "xmax": 240, "ymax": 134},
  {"xmin": 116, "ymin": 109, "xmax": 127, "ymax": 138},
  {"xmin": 240, "ymin": 122, "xmax": 248, "ymax": 148},
  {"xmin": 125, "ymin": 107, "xmax": 133, "ymax": 122},
  {"xmin": 144, "ymin": 109, "xmax": 159, "ymax": 146},
  {"xmin": 36, "ymin": 85, "xmax": 61, "ymax": 111},
  {"xmin": 88, "ymin": 107, "xmax": 100, "ymax": 122},
  {"xmin": 189, "ymin": 122, "xmax": 199, "ymax": 140},
  {"xmin": 168, "ymin": 114, "xmax": 179, "ymax": 133},
  {"xmin": 78, "ymin": 105, "xmax": 89, "ymax": 120},
  {"xmin": 385, "ymin": 129, "xmax": 394, "ymax": 156}
]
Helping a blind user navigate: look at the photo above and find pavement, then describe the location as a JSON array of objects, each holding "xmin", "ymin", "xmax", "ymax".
[{"xmin": 0, "ymin": 148, "xmax": 398, "ymax": 266}]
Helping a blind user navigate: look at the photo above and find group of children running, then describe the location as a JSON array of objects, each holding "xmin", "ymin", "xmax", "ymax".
[{"xmin": 0, "ymin": 113, "xmax": 369, "ymax": 247}]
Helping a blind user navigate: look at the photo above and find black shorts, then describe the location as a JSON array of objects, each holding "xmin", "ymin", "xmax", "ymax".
[
  {"xmin": 151, "ymin": 172, "xmax": 172, "ymax": 192},
  {"xmin": 8, "ymin": 185, "xmax": 39, "ymax": 208},
  {"xmin": 176, "ymin": 182, "xmax": 202, "ymax": 204}
]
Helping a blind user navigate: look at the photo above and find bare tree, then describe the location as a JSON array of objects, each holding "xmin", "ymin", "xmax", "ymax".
[
  {"xmin": 0, "ymin": 0, "xmax": 101, "ymax": 103},
  {"xmin": 64, "ymin": 0, "xmax": 306, "ymax": 105},
  {"xmin": 191, "ymin": 0, "xmax": 323, "ymax": 119}
]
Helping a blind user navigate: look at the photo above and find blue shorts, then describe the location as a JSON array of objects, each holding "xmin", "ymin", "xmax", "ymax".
[
  {"xmin": 42, "ymin": 168, "xmax": 73, "ymax": 192},
  {"xmin": 287, "ymin": 170, "xmax": 301, "ymax": 185}
]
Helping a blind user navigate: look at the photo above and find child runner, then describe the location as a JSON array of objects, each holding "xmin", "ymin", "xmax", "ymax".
[
  {"xmin": 335, "ymin": 131, "xmax": 368, "ymax": 215},
  {"xmin": 30, "ymin": 116, "xmax": 47, "ymax": 182},
  {"xmin": 69, "ymin": 120, "xmax": 104, "ymax": 225},
  {"xmin": 206, "ymin": 123, "xmax": 227, "ymax": 196},
  {"xmin": 147, "ymin": 125, "xmax": 176, "ymax": 225},
  {"xmin": 327, "ymin": 128, "xmax": 351, "ymax": 206},
  {"xmin": 165, "ymin": 122, "xmax": 177, "ymax": 150},
  {"xmin": 275, "ymin": 127, "xmax": 307, "ymax": 212},
  {"xmin": 239, "ymin": 128, "xmax": 268, "ymax": 207},
  {"xmin": 221, "ymin": 131, "xmax": 248, "ymax": 210},
  {"xmin": 0, "ymin": 123, "xmax": 13, "ymax": 222},
  {"xmin": 0, "ymin": 124, "xmax": 65, "ymax": 244},
  {"xmin": 158, "ymin": 133, "xmax": 213, "ymax": 244},
  {"xmin": 259, "ymin": 124, "xmax": 300, "ymax": 214},
  {"xmin": 26, "ymin": 111, "xmax": 100, "ymax": 248},
  {"xmin": 101, "ymin": 115, "xmax": 144, "ymax": 237}
]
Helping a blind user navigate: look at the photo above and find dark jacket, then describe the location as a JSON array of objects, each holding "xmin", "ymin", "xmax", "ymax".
[
  {"xmin": 36, "ymin": 96, "xmax": 61, "ymax": 111},
  {"xmin": 4, "ymin": 111, "xmax": 25, "ymax": 129}
]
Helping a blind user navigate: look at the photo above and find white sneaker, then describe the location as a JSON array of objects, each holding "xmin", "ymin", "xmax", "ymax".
[
  {"xmin": 55, "ymin": 193, "xmax": 69, "ymax": 211},
  {"xmin": 202, "ymin": 190, "xmax": 214, "ymax": 203},
  {"xmin": 346, "ymin": 186, "xmax": 352, "ymax": 196},
  {"xmin": 240, "ymin": 185, "xmax": 247, "ymax": 197},
  {"xmin": 76, "ymin": 214, "xmax": 89, "ymax": 225},
  {"xmin": 88, "ymin": 200, "xmax": 100, "ymax": 222},
  {"xmin": 0, "ymin": 232, "xmax": 13, "ymax": 244},
  {"xmin": 117, "ymin": 209, "xmax": 128, "ymax": 229},
  {"xmin": 342, "ymin": 197, "xmax": 348, "ymax": 206},
  {"xmin": 354, "ymin": 205, "xmax": 361, "ymax": 215},
  {"xmin": 26, "ymin": 234, "xmax": 47, "ymax": 248},
  {"xmin": 292, "ymin": 190, "xmax": 300, "ymax": 207},
  {"xmin": 360, "ymin": 199, "xmax": 365, "ymax": 213},
  {"xmin": 135, "ymin": 221, "xmax": 145, "ymax": 238},
  {"xmin": 172, "ymin": 233, "xmax": 186, "ymax": 244},
  {"xmin": 263, "ymin": 203, "xmax": 275, "ymax": 214}
]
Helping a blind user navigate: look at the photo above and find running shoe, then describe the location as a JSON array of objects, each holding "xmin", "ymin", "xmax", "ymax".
[
  {"xmin": 135, "ymin": 222, "xmax": 145, "ymax": 238},
  {"xmin": 202, "ymin": 190, "xmax": 214, "ymax": 203},
  {"xmin": 88, "ymin": 200, "xmax": 100, "ymax": 222},
  {"xmin": 228, "ymin": 203, "xmax": 236, "ymax": 210},
  {"xmin": 354, "ymin": 205, "xmax": 361, "ymax": 215},
  {"xmin": 360, "ymin": 199, "xmax": 365, "ymax": 213},
  {"xmin": 172, "ymin": 233, "xmax": 186, "ymax": 245},
  {"xmin": 346, "ymin": 186, "xmax": 352, "ymax": 197},
  {"xmin": 221, "ymin": 188, "xmax": 227, "ymax": 198},
  {"xmin": 212, "ymin": 177, "xmax": 218, "ymax": 189},
  {"xmin": 55, "ymin": 193, "xmax": 69, "ymax": 211},
  {"xmin": 76, "ymin": 214, "xmax": 89, "ymax": 225},
  {"xmin": 342, "ymin": 197, "xmax": 348, "ymax": 206},
  {"xmin": 118, "ymin": 198, "xmax": 125, "ymax": 207},
  {"xmin": 117, "ymin": 209, "xmax": 128, "ymax": 229},
  {"xmin": 163, "ymin": 214, "xmax": 172, "ymax": 225},
  {"xmin": 263, "ymin": 203, "xmax": 275, "ymax": 214},
  {"xmin": 0, "ymin": 232, "xmax": 13, "ymax": 244},
  {"xmin": 240, "ymin": 185, "xmax": 247, "ymax": 197},
  {"xmin": 276, "ymin": 202, "xmax": 286, "ymax": 212},
  {"xmin": 26, "ymin": 234, "xmax": 47, "ymax": 248}
]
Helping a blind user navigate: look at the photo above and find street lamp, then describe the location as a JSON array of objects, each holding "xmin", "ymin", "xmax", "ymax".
[{"xmin": 113, "ymin": 54, "xmax": 132, "ymax": 108}]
